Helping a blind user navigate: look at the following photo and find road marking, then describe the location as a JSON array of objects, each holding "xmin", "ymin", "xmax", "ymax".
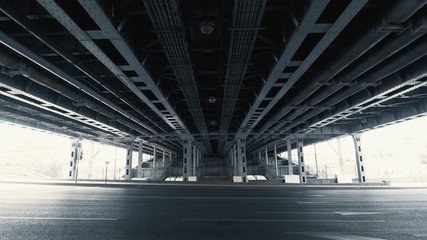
[
  {"xmin": 334, "ymin": 211, "xmax": 384, "ymax": 216},
  {"xmin": 0, "ymin": 216, "xmax": 118, "ymax": 221},
  {"xmin": 297, "ymin": 201, "xmax": 330, "ymax": 204},
  {"xmin": 298, "ymin": 232, "xmax": 386, "ymax": 240},
  {"xmin": 182, "ymin": 218, "xmax": 385, "ymax": 223},
  {"xmin": 257, "ymin": 212, "xmax": 333, "ymax": 215},
  {"xmin": 257, "ymin": 211, "xmax": 386, "ymax": 216},
  {"xmin": 121, "ymin": 196, "xmax": 311, "ymax": 200},
  {"xmin": 413, "ymin": 234, "xmax": 427, "ymax": 237}
]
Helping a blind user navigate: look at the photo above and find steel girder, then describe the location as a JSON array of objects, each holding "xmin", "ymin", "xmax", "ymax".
[
  {"xmin": 0, "ymin": 74, "xmax": 127, "ymax": 138},
  {"xmin": 255, "ymin": 25, "xmax": 427, "ymax": 140},
  {"xmin": 36, "ymin": 0, "xmax": 196, "ymax": 147},
  {"xmin": 265, "ymin": 97, "xmax": 427, "ymax": 156},
  {"xmin": 252, "ymin": 57, "xmax": 427, "ymax": 150},
  {"xmin": 353, "ymin": 99, "xmax": 427, "ymax": 133},
  {"xmin": 279, "ymin": 42, "xmax": 427, "ymax": 135},
  {"xmin": 0, "ymin": 1, "xmax": 426, "ymax": 159},
  {"xmin": 143, "ymin": 0, "xmax": 211, "ymax": 154},
  {"xmin": 248, "ymin": 1, "xmax": 426, "ymax": 151},
  {"xmin": 216, "ymin": 0, "xmax": 267, "ymax": 153},
  {"xmin": 0, "ymin": 1, "xmax": 170, "ymax": 134},
  {"xmin": 223, "ymin": 0, "xmax": 333, "ymax": 152},
  {"xmin": 0, "ymin": 44, "xmax": 182, "ymax": 154},
  {"xmin": 310, "ymin": 60, "xmax": 427, "ymax": 132}
]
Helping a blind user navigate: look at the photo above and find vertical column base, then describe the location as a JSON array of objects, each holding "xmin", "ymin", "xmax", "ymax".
[
  {"xmin": 296, "ymin": 135, "xmax": 307, "ymax": 184},
  {"xmin": 125, "ymin": 138, "xmax": 135, "ymax": 181},
  {"xmin": 233, "ymin": 176, "xmax": 243, "ymax": 182},
  {"xmin": 352, "ymin": 133, "xmax": 366, "ymax": 183},
  {"xmin": 287, "ymin": 139, "xmax": 294, "ymax": 176},
  {"xmin": 182, "ymin": 140, "xmax": 191, "ymax": 181}
]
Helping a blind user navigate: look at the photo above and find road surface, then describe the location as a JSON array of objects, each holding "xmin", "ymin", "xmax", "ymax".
[{"xmin": 0, "ymin": 182, "xmax": 426, "ymax": 239}]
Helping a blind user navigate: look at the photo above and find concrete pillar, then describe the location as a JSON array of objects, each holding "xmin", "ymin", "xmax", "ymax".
[
  {"xmin": 265, "ymin": 147, "xmax": 268, "ymax": 166},
  {"xmin": 258, "ymin": 150, "xmax": 262, "ymax": 163},
  {"xmin": 169, "ymin": 152, "xmax": 172, "ymax": 162},
  {"xmin": 287, "ymin": 139, "xmax": 293, "ymax": 175},
  {"xmin": 236, "ymin": 138, "xmax": 248, "ymax": 182},
  {"xmin": 183, "ymin": 140, "xmax": 191, "ymax": 181},
  {"xmin": 125, "ymin": 139, "xmax": 134, "ymax": 181},
  {"xmin": 232, "ymin": 145, "xmax": 238, "ymax": 176},
  {"xmin": 153, "ymin": 145, "xmax": 157, "ymax": 177},
  {"xmin": 352, "ymin": 133, "xmax": 366, "ymax": 183},
  {"xmin": 192, "ymin": 145, "xmax": 197, "ymax": 176},
  {"xmin": 137, "ymin": 141, "xmax": 143, "ymax": 178},
  {"xmin": 196, "ymin": 149, "xmax": 200, "ymax": 167},
  {"xmin": 296, "ymin": 135, "xmax": 307, "ymax": 184},
  {"xmin": 68, "ymin": 139, "xmax": 80, "ymax": 179},
  {"xmin": 162, "ymin": 149, "xmax": 165, "ymax": 168},
  {"xmin": 274, "ymin": 143, "xmax": 279, "ymax": 177},
  {"xmin": 236, "ymin": 143, "xmax": 242, "ymax": 176},
  {"xmin": 231, "ymin": 150, "xmax": 234, "ymax": 166}
]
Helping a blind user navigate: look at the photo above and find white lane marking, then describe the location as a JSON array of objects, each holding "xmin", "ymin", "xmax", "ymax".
[
  {"xmin": 0, "ymin": 216, "xmax": 118, "ymax": 221},
  {"xmin": 257, "ymin": 212, "xmax": 334, "ymax": 215},
  {"xmin": 297, "ymin": 201, "xmax": 330, "ymax": 204},
  {"xmin": 257, "ymin": 211, "xmax": 386, "ymax": 216},
  {"xmin": 182, "ymin": 219, "xmax": 385, "ymax": 223},
  {"xmin": 299, "ymin": 232, "xmax": 386, "ymax": 240},
  {"xmin": 117, "ymin": 196, "xmax": 312, "ymax": 200},
  {"xmin": 413, "ymin": 234, "xmax": 427, "ymax": 237},
  {"xmin": 334, "ymin": 211, "xmax": 384, "ymax": 216},
  {"xmin": 0, "ymin": 196, "xmax": 307, "ymax": 201}
]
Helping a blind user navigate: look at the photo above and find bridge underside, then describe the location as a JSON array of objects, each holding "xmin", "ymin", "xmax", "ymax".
[{"xmin": 0, "ymin": 0, "xmax": 426, "ymax": 181}]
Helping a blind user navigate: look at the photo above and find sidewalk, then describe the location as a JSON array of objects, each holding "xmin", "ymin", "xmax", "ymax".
[{"xmin": 1, "ymin": 176, "xmax": 427, "ymax": 189}]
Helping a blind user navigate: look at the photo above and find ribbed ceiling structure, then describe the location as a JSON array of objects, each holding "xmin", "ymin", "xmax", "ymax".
[{"xmin": 0, "ymin": 0, "xmax": 426, "ymax": 156}]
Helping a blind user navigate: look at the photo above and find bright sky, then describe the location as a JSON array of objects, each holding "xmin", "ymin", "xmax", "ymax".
[{"xmin": 0, "ymin": 114, "xmax": 426, "ymax": 180}]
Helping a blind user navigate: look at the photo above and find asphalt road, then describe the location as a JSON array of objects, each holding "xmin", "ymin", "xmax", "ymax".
[{"xmin": 0, "ymin": 182, "xmax": 426, "ymax": 240}]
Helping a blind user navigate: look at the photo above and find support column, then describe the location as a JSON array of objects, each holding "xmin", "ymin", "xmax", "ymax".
[
  {"xmin": 287, "ymin": 139, "xmax": 293, "ymax": 175},
  {"xmin": 162, "ymin": 149, "xmax": 165, "ymax": 168},
  {"xmin": 230, "ymin": 146, "xmax": 233, "ymax": 168},
  {"xmin": 352, "ymin": 133, "xmax": 366, "ymax": 183},
  {"xmin": 153, "ymin": 145, "xmax": 157, "ymax": 177},
  {"xmin": 265, "ymin": 147, "xmax": 268, "ymax": 166},
  {"xmin": 233, "ymin": 144, "xmax": 238, "ymax": 176},
  {"xmin": 197, "ymin": 149, "xmax": 201, "ymax": 167},
  {"xmin": 236, "ymin": 142, "xmax": 242, "ymax": 176},
  {"xmin": 68, "ymin": 138, "xmax": 81, "ymax": 180},
  {"xmin": 296, "ymin": 135, "xmax": 307, "ymax": 184},
  {"xmin": 274, "ymin": 143, "xmax": 279, "ymax": 177},
  {"xmin": 236, "ymin": 138, "xmax": 248, "ymax": 182},
  {"xmin": 258, "ymin": 150, "xmax": 262, "ymax": 163},
  {"xmin": 125, "ymin": 139, "xmax": 134, "ymax": 181},
  {"xmin": 137, "ymin": 141, "xmax": 143, "ymax": 178},
  {"xmin": 192, "ymin": 145, "xmax": 197, "ymax": 176},
  {"xmin": 183, "ymin": 140, "xmax": 191, "ymax": 181}
]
